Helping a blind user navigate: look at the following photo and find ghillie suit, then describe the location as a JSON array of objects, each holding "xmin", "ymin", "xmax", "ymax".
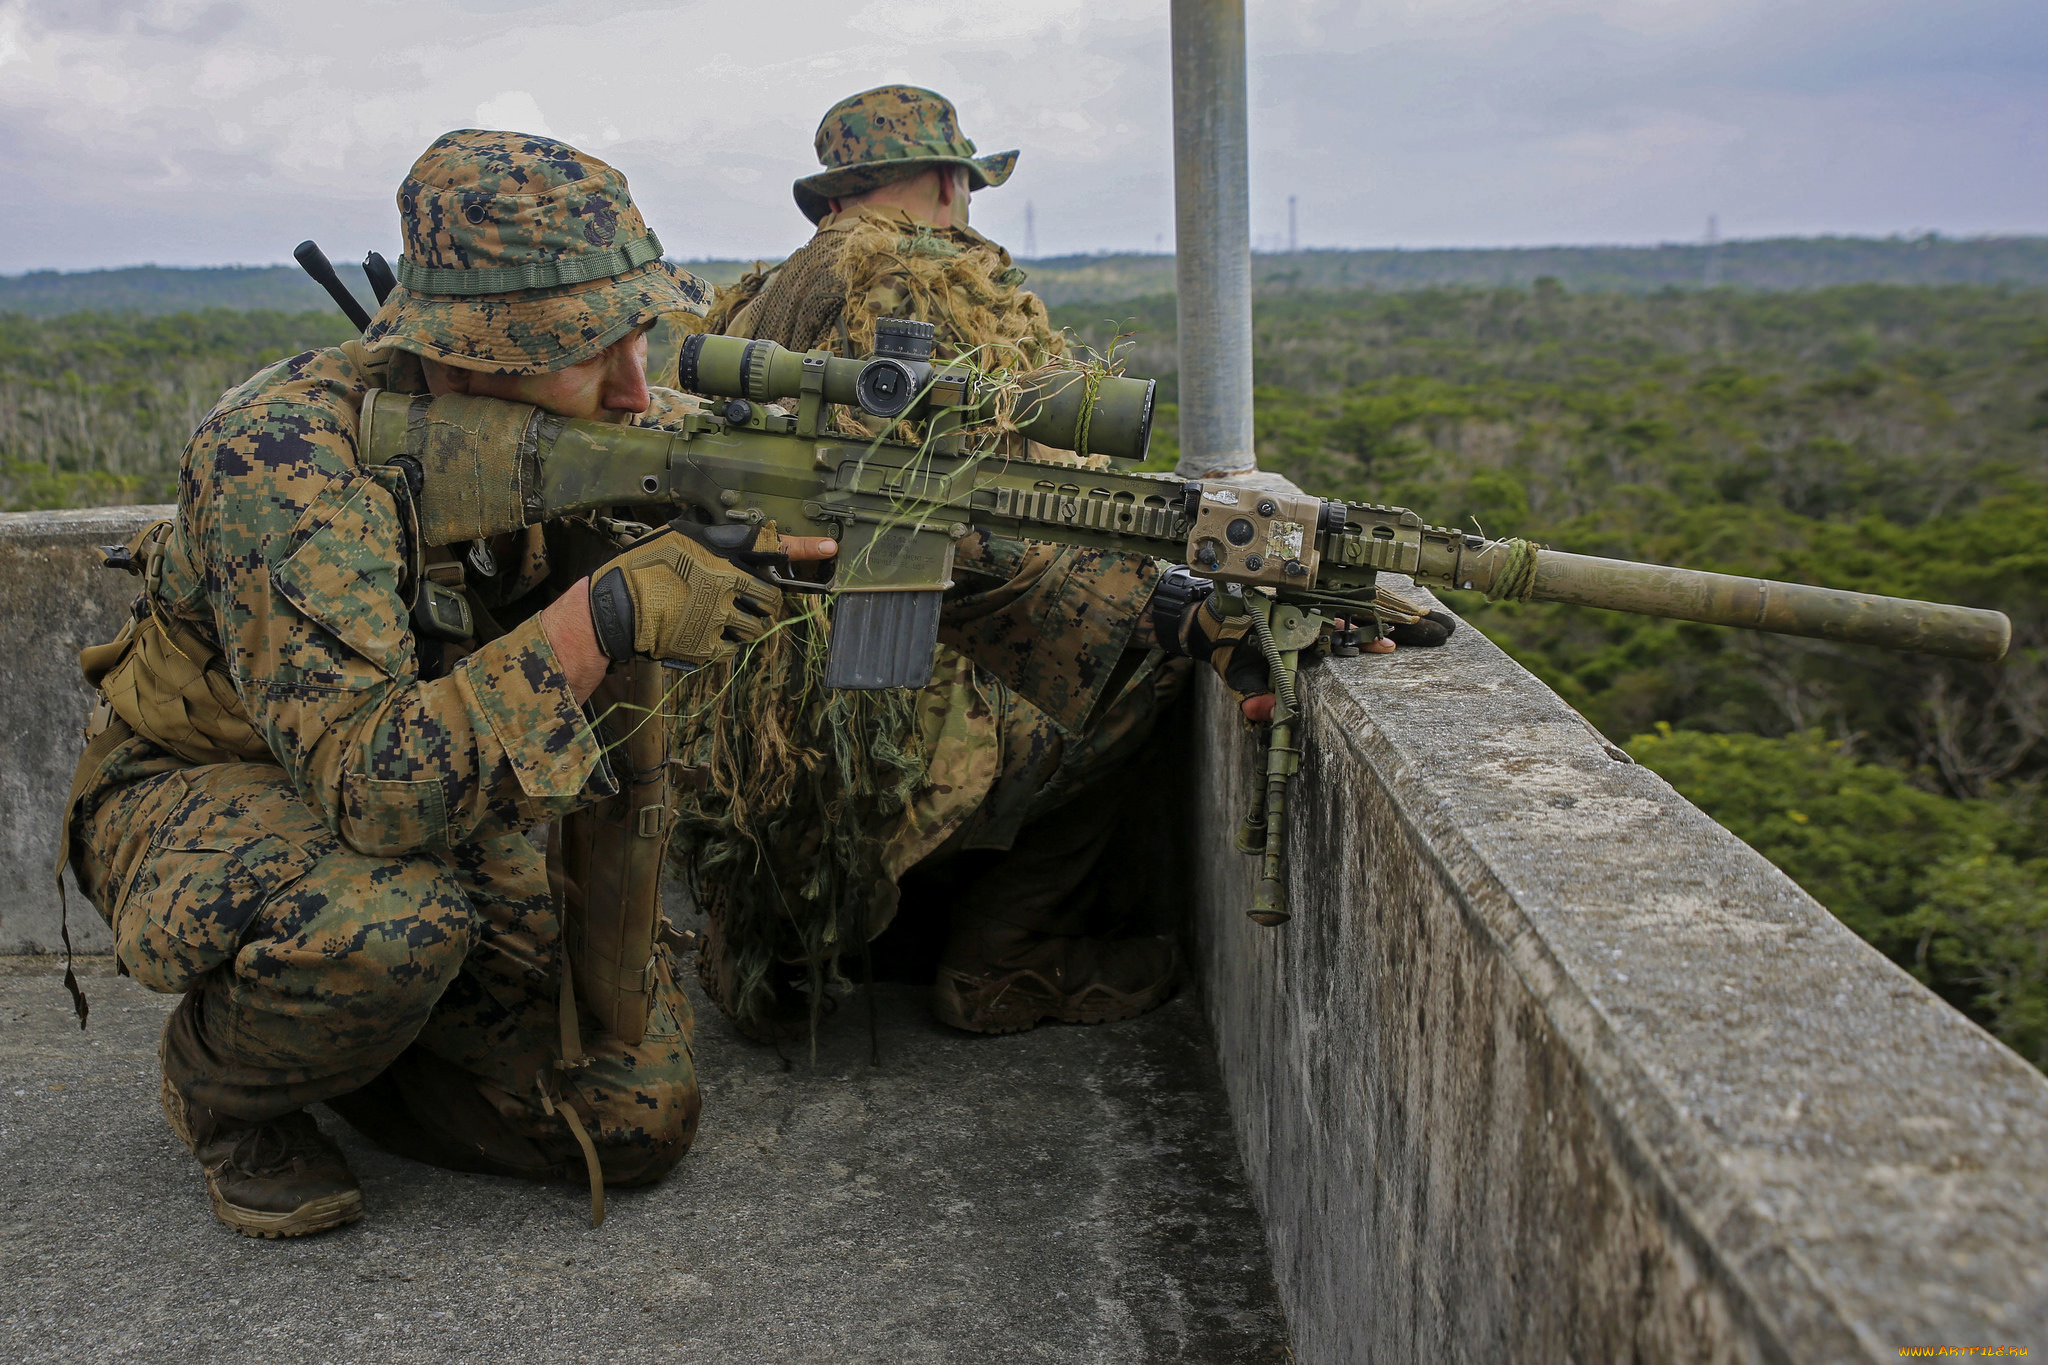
[
  {"xmin": 706, "ymin": 205, "xmax": 1064, "ymax": 377},
  {"xmin": 674, "ymin": 204, "xmax": 1183, "ymax": 1038},
  {"xmin": 668, "ymin": 595, "xmax": 933, "ymax": 1038}
]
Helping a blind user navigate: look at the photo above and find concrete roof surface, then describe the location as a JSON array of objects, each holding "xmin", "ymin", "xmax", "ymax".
[{"xmin": 0, "ymin": 957, "xmax": 1286, "ymax": 1364}]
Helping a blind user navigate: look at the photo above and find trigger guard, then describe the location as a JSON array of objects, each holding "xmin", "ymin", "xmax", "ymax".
[
  {"xmin": 667, "ymin": 516, "xmax": 784, "ymax": 586},
  {"xmin": 728, "ymin": 547, "xmax": 793, "ymax": 587}
]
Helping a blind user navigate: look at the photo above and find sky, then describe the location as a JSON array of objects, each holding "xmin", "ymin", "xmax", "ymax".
[{"xmin": 0, "ymin": 0, "xmax": 2042, "ymax": 273}]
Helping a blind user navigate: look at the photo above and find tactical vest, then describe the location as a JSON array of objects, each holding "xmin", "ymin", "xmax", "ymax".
[{"xmin": 60, "ymin": 342, "xmax": 675, "ymax": 1048}]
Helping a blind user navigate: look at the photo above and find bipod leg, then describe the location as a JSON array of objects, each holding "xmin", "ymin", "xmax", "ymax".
[{"xmin": 1245, "ymin": 596, "xmax": 1305, "ymax": 926}]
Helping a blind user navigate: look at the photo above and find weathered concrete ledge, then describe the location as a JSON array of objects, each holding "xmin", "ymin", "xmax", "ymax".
[
  {"xmin": 0, "ymin": 505, "xmax": 172, "ymax": 954},
  {"xmin": 1190, "ymin": 593, "xmax": 2048, "ymax": 1361}
]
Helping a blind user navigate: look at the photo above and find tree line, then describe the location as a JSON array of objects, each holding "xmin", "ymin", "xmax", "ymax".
[{"xmin": 7, "ymin": 234, "xmax": 2047, "ymax": 317}]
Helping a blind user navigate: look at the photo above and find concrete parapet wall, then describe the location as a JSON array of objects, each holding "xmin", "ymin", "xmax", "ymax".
[
  {"xmin": 0, "ymin": 507, "xmax": 172, "ymax": 954},
  {"xmin": 1190, "ymin": 597, "xmax": 2048, "ymax": 1361}
]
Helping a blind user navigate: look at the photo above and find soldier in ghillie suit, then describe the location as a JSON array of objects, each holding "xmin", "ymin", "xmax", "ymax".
[
  {"xmin": 57, "ymin": 131, "xmax": 806, "ymax": 1238},
  {"xmin": 706, "ymin": 86, "xmax": 1056, "ymax": 396},
  {"xmin": 675, "ymin": 87, "xmax": 1266, "ymax": 1040}
]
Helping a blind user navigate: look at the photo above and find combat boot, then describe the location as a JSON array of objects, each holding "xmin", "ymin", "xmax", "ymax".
[
  {"xmin": 160, "ymin": 1074, "xmax": 363, "ymax": 1238},
  {"xmin": 931, "ymin": 917, "xmax": 1178, "ymax": 1034}
]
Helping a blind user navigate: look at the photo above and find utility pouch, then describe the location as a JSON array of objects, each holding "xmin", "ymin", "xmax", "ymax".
[
  {"xmin": 81, "ymin": 523, "xmax": 272, "ymax": 769},
  {"xmin": 552, "ymin": 520, "xmax": 676, "ymax": 1045}
]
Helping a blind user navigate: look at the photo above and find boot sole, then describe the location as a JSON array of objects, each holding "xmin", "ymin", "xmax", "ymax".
[
  {"xmin": 167, "ymin": 1072, "xmax": 364, "ymax": 1237},
  {"xmin": 207, "ymin": 1182, "xmax": 365, "ymax": 1239},
  {"xmin": 931, "ymin": 968, "xmax": 1174, "ymax": 1035}
]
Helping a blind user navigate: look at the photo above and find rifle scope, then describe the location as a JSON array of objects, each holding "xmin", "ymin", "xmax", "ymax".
[{"xmin": 675, "ymin": 327, "xmax": 1156, "ymax": 462}]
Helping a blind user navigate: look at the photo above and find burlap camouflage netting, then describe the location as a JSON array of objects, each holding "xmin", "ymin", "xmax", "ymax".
[
  {"xmin": 667, "ymin": 600, "xmax": 931, "ymax": 1037},
  {"xmin": 704, "ymin": 207, "xmax": 1064, "ymax": 373}
]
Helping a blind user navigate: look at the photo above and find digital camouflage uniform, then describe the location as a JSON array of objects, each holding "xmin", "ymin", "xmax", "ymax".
[
  {"xmin": 679, "ymin": 88, "xmax": 1186, "ymax": 1033},
  {"xmin": 64, "ymin": 132, "xmax": 716, "ymax": 1228}
]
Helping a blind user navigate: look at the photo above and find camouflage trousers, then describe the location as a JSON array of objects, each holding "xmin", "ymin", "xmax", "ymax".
[
  {"xmin": 921, "ymin": 655, "xmax": 1194, "ymax": 941},
  {"xmin": 83, "ymin": 761, "xmax": 698, "ymax": 1187}
]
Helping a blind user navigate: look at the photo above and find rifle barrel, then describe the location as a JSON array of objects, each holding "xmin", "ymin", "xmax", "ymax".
[{"xmin": 1449, "ymin": 544, "xmax": 2011, "ymax": 662}]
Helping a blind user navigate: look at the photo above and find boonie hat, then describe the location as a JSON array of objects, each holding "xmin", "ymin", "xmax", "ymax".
[
  {"xmin": 363, "ymin": 129, "xmax": 710, "ymax": 375},
  {"xmin": 793, "ymin": 86, "xmax": 1017, "ymax": 225}
]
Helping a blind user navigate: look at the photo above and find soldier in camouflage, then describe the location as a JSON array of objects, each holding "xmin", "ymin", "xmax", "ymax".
[
  {"xmin": 59, "ymin": 131, "xmax": 809, "ymax": 1238},
  {"xmin": 682, "ymin": 87, "xmax": 1272, "ymax": 1038},
  {"xmin": 709, "ymin": 85, "xmax": 1047, "ymax": 373}
]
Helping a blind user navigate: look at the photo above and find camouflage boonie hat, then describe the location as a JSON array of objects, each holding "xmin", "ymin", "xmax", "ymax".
[
  {"xmin": 363, "ymin": 130, "xmax": 711, "ymax": 375},
  {"xmin": 793, "ymin": 86, "xmax": 1018, "ymax": 225}
]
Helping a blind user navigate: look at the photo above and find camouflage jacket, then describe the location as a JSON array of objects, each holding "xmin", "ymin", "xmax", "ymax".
[{"xmin": 71, "ymin": 341, "xmax": 722, "ymax": 861}]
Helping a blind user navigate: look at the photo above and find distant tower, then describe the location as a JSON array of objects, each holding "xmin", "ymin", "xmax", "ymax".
[
  {"xmin": 1288, "ymin": 195, "xmax": 1298, "ymax": 254},
  {"xmin": 1704, "ymin": 213, "xmax": 1721, "ymax": 288},
  {"xmin": 1024, "ymin": 201, "xmax": 1037, "ymax": 258}
]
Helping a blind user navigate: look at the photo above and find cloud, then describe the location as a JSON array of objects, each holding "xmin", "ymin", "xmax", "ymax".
[
  {"xmin": 472, "ymin": 90, "xmax": 553, "ymax": 138},
  {"xmin": 0, "ymin": 0, "xmax": 2039, "ymax": 271}
]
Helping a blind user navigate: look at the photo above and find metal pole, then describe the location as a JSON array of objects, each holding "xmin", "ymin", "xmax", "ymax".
[{"xmin": 1170, "ymin": 0, "xmax": 1256, "ymax": 479}]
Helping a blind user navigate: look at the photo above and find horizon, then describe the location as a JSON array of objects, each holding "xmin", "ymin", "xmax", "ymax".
[{"xmin": 7, "ymin": 230, "xmax": 2045, "ymax": 280}]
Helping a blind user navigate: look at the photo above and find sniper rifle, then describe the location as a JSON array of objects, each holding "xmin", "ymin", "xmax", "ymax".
[{"xmin": 351, "ymin": 318, "xmax": 2012, "ymax": 927}]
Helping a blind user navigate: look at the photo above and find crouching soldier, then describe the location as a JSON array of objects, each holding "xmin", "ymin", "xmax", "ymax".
[
  {"xmin": 58, "ymin": 130, "xmax": 796, "ymax": 1237},
  {"xmin": 679, "ymin": 86, "xmax": 1413, "ymax": 1042}
]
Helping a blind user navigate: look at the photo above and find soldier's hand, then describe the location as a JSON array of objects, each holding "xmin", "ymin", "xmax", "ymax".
[
  {"xmin": 1151, "ymin": 567, "xmax": 1401, "ymax": 718},
  {"xmin": 587, "ymin": 522, "xmax": 783, "ymax": 664}
]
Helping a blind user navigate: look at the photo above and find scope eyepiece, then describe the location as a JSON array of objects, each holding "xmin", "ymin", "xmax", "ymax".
[{"xmin": 676, "ymin": 331, "xmax": 708, "ymax": 393}]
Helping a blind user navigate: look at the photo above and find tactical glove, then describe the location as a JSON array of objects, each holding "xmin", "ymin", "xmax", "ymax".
[
  {"xmin": 587, "ymin": 521, "xmax": 781, "ymax": 664},
  {"xmin": 1373, "ymin": 584, "xmax": 1458, "ymax": 648},
  {"xmin": 1151, "ymin": 567, "xmax": 1274, "ymax": 700},
  {"xmin": 1150, "ymin": 567, "xmax": 1458, "ymax": 701}
]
